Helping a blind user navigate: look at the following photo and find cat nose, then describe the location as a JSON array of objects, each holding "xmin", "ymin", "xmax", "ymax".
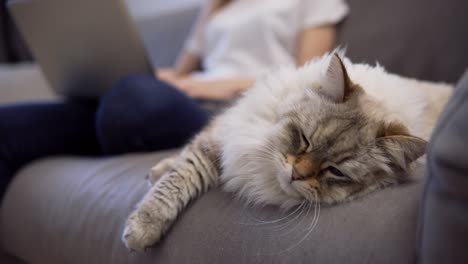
[
  {"xmin": 291, "ymin": 167, "xmax": 306, "ymax": 181},
  {"xmin": 291, "ymin": 166, "xmax": 321, "ymax": 181}
]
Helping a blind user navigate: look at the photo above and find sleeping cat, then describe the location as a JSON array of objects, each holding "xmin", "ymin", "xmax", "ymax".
[{"xmin": 122, "ymin": 53, "xmax": 452, "ymax": 251}]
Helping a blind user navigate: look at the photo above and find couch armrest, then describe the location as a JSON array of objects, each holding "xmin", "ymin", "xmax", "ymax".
[{"xmin": 418, "ymin": 70, "xmax": 468, "ymax": 263}]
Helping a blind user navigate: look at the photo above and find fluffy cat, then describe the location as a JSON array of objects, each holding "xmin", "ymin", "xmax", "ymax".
[{"xmin": 122, "ymin": 53, "xmax": 452, "ymax": 251}]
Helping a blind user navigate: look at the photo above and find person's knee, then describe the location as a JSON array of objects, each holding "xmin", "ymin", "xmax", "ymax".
[
  {"xmin": 98, "ymin": 74, "xmax": 183, "ymax": 126},
  {"xmin": 97, "ymin": 75, "xmax": 158, "ymax": 151},
  {"xmin": 105, "ymin": 74, "xmax": 156, "ymax": 100},
  {"xmin": 96, "ymin": 74, "xmax": 209, "ymax": 154}
]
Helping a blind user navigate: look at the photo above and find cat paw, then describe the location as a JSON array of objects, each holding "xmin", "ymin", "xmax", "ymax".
[
  {"xmin": 122, "ymin": 209, "xmax": 167, "ymax": 251},
  {"xmin": 146, "ymin": 157, "xmax": 177, "ymax": 186}
]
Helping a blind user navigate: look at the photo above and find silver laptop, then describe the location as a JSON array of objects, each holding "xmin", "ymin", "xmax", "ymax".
[{"xmin": 8, "ymin": 0, "xmax": 153, "ymax": 98}]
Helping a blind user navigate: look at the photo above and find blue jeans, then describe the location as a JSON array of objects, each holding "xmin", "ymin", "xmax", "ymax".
[{"xmin": 0, "ymin": 74, "xmax": 210, "ymax": 199}]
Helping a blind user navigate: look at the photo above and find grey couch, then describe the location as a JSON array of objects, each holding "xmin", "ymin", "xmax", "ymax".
[{"xmin": 1, "ymin": 1, "xmax": 468, "ymax": 263}]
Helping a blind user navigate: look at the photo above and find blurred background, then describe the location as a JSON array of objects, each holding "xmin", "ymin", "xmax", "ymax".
[
  {"xmin": 0, "ymin": 0, "xmax": 202, "ymax": 63},
  {"xmin": 0, "ymin": 0, "xmax": 204, "ymax": 103},
  {"xmin": 0, "ymin": 0, "xmax": 467, "ymax": 103}
]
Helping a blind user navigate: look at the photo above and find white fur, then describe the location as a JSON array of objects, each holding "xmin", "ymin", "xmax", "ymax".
[{"xmin": 216, "ymin": 52, "xmax": 452, "ymax": 208}]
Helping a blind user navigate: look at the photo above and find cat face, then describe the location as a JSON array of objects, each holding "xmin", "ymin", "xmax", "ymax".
[{"xmin": 262, "ymin": 55, "xmax": 427, "ymax": 205}]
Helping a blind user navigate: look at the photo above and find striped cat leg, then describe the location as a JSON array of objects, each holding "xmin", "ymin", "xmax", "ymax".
[
  {"xmin": 146, "ymin": 155, "xmax": 177, "ymax": 186},
  {"xmin": 122, "ymin": 129, "xmax": 220, "ymax": 251}
]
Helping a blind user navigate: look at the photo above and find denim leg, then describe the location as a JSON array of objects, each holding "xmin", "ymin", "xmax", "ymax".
[
  {"xmin": 96, "ymin": 74, "xmax": 210, "ymax": 155},
  {"xmin": 0, "ymin": 99, "xmax": 100, "ymax": 199}
]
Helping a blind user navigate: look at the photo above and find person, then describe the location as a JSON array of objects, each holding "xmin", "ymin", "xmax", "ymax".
[{"xmin": 0, "ymin": 0, "xmax": 349, "ymax": 199}]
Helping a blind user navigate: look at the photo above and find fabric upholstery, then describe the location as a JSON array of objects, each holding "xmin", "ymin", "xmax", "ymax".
[
  {"xmin": 336, "ymin": 0, "xmax": 468, "ymax": 83},
  {"xmin": 1, "ymin": 151, "xmax": 424, "ymax": 263},
  {"xmin": 418, "ymin": 71, "xmax": 468, "ymax": 263}
]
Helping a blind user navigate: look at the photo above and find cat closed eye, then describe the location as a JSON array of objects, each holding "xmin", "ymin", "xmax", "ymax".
[
  {"xmin": 300, "ymin": 132, "xmax": 310, "ymax": 152},
  {"xmin": 326, "ymin": 166, "xmax": 345, "ymax": 177}
]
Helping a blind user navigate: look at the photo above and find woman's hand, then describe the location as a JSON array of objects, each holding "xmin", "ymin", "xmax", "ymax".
[
  {"xmin": 156, "ymin": 68, "xmax": 179, "ymax": 83},
  {"xmin": 174, "ymin": 77, "xmax": 255, "ymax": 100},
  {"xmin": 156, "ymin": 69, "xmax": 254, "ymax": 100}
]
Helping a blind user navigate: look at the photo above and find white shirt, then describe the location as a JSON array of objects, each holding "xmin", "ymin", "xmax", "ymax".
[{"xmin": 186, "ymin": 0, "xmax": 349, "ymax": 80}]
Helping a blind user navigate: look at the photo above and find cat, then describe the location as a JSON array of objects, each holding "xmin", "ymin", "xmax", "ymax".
[{"xmin": 122, "ymin": 53, "xmax": 452, "ymax": 251}]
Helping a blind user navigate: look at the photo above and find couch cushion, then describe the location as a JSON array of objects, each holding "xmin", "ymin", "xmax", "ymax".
[
  {"xmin": 0, "ymin": 64, "xmax": 56, "ymax": 105},
  {"xmin": 1, "ymin": 150, "xmax": 424, "ymax": 263},
  {"xmin": 337, "ymin": 0, "xmax": 468, "ymax": 83},
  {"xmin": 418, "ymin": 71, "xmax": 468, "ymax": 263}
]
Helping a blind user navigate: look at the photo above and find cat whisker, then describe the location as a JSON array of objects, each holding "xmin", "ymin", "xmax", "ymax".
[
  {"xmin": 310, "ymin": 191, "xmax": 321, "ymax": 232},
  {"xmin": 274, "ymin": 200, "xmax": 311, "ymax": 236},
  {"xmin": 278, "ymin": 192, "xmax": 320, "ymax": 253},
  {"xmin": 254, "ymin": 201, "xmax": 307, "ymax": 231},
  {"xmin": 264, "ymin": 202, "xmax": 309, "ymax": 231},
  {"xmin": 237, "ymin": 201, "xmax": 305, "ymax": 226}
]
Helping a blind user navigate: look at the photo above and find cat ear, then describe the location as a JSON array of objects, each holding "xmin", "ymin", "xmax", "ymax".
[
  {"xmin": 321, "ymin": 54, "xmax": 353, "ymax": 103},
  {"xmin": 377, "ymin": 122, "xmax": 428, "ymax": 167}
]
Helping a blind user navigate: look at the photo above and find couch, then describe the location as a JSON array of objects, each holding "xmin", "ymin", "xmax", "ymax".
[{"xmin": 1, "ymin": 0, "xmax": 468, "ymax": 263}]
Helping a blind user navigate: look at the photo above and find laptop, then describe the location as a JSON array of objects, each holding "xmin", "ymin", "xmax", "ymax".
[{"xmin": 8, "ymin": 0, "xmax": 153, "ymax": 98}]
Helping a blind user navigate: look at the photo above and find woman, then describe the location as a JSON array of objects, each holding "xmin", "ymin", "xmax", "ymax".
[{"xmin": 0, "ymin": 0, "xmax": 348, "ymax": 198}]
